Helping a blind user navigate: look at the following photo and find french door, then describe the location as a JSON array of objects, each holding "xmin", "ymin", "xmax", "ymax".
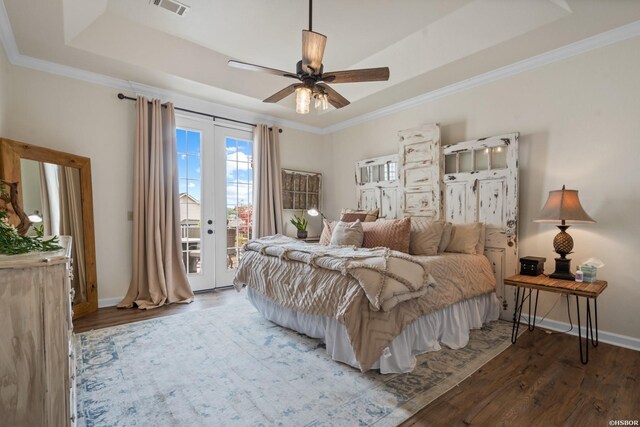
[{"xmin": 176, "ymin": 114, "xmax": 254, "ymax": 291}]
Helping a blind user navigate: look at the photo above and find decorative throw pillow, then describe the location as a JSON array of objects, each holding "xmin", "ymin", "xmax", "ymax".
[
  {"xmin": 409, "ymin": 218, "xmax": 445, "ymax": 256},
  {"xmin": 361, "ymin": 217, "xmax": 411, "ymax": 253},
  {"xmin": 446, "ymin": 223, "xmax": 482, "ymax": 254},
  {"xmin": 438, "ymin": 222, "xmax": 453, "ymax": 253},
  {"xmin": 476, "ymin": 223, "xmax": 486, "ymax": 255},
  {"xmin": 330, "ymin": 220, "xmax": 364, "ymax": 247},
  {"xmin": 319, "ymin": 219, "xmax": 336, "ymax": 245},
  {"xmin": 340, "ymin": 212, "xmax": 369, "ymax": 222},
  {"xmin": 341, "ymin": 208, "xmax": 379, "ymax": 222}
]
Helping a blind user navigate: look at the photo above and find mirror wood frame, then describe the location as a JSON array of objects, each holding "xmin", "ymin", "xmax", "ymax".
[{"xmin": 0, "ymin": 138, "xmax": 98, "ymax": 318}]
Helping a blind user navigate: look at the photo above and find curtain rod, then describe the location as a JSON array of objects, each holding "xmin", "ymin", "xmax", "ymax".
[{"xmin": 117, "ymin": 93, "xmax": 282, "ymax": 133}]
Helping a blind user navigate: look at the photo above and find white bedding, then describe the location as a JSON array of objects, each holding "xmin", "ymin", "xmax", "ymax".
[{"xmin": 247, "ymin": 287, "xmax": 501, "ymax": 374}]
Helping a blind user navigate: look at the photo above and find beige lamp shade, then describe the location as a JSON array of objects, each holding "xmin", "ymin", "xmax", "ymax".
[{"xmin": 534, "ymin": 185, "xmax": 596, "ymax": 224}]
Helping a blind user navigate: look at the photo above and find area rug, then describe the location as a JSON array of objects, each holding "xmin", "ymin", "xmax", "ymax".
[{"xmin": 75, "ymin": 296, "xmax": 513, "ymax": 427}]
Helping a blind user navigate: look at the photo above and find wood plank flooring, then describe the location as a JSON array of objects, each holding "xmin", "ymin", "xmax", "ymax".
[{"xmin": 74, "ymin": 289, "xmax": 640, "ymax": 426}]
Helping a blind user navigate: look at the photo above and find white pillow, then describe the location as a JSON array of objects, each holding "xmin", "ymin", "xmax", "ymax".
[
  {"xmin": 446, "ymin": 223, "xmax": 482, "ymax": 254},
  {"xmin": 409, "ymin": 218, "xmax": 445, "ymax": 256},
  {"xmin": 330, "ymin": 220, "xmax": 364, "ymax": 247}
]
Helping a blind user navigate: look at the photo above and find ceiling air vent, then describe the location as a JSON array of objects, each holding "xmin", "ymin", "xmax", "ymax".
[{"xmin": 150, "ymin": 0, "xmax": 190, "ymax": 16}]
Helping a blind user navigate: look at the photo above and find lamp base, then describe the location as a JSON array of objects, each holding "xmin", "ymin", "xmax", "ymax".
[{"xmin": 549, "ymin": 257, "xmax": 575, "ymax": 281}]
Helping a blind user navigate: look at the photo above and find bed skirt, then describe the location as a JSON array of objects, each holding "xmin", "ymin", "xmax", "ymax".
[{"xmin": 247, "ymin": 288, "xmax": 501, "ymax": 374}]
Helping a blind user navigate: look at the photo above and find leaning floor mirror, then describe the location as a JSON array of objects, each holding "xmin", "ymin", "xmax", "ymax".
[{"xmin": 0, "ymin": 138, "xmax": 98, "ymax": 318}]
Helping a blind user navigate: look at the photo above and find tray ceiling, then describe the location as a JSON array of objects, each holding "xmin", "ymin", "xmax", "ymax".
[{"xmin": 3, "ymin": 0, "xmax": 640, "ymax": 128}]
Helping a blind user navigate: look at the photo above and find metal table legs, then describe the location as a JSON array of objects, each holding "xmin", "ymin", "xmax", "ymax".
[
  {"xmin": 511, "ymin": 288, "xmax": 539, "ymax": 344},
  {"xmin": 575, "ymin": 297, "xmax": 599, "ymax": 364},
  {"xmin": 511, "ymin": 287, "xmax": 600, "ymax": 364}
]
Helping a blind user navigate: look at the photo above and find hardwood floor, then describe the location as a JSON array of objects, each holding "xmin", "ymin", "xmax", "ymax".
[
  {"xmin": 74, "ymin": 289, "xmax": 640, "ymax": 425},
  {"xmin": 73, "ymin": 287, "xmax": 242, "ymax": 333}
]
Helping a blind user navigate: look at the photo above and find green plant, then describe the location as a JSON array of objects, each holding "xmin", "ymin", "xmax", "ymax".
[
  {"xmin": 289, "ymin": 212, "xmax": 308, "ymax": 231},
  {"xmin": 0, "ymin": 208, "xmax": 62, "ymax": 255}
]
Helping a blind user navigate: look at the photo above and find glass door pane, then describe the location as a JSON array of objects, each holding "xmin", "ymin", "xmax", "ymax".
[
  {"xmin": 215, "ymin": 126, "xmax": 254, "ymax": 286},
  {"xmin": 176, "ymin": 115, "xmax": 215, "ymax": 292}
]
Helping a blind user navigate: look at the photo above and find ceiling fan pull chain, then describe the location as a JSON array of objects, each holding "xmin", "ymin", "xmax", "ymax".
[{"xmin": 309, "ymin": 0, "xmax": 313, "ymax": 32}]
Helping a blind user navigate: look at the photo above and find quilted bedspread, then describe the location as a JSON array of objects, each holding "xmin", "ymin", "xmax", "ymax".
[{"xmin": 233, "ymin": 235, "xmax": 496, "ymax": 371}]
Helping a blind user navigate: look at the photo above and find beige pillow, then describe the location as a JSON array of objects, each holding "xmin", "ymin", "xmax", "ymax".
[
  {"xmin": 361, "ymin": 217, "xmax": 411, "ymax": 253},
  {"xmin": 341, "ymin": 208, "xmax": 379, "ymax": 222},
  {"xmin": 438, "ymin": 222, "xmax": 453, "ymax": 253},
  {"xmin": 476, "ymin": 223, "xmax": 486, "ymax": 255},
  {"xmin": 446, "ymin": 223, "xmax": 482, "ymax": 254},
  {"xmin": 319, "ymin": 219, "xmax": 336, "ymax": 245},
  {"xmin": 409, "ymin": 218, "xmax": 445, "ymax": 256},
  {"xmin": 330, "ymin": 220, "xmax": 364, "ymax": 247}
]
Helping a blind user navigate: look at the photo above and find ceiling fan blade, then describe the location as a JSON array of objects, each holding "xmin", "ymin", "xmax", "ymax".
[
  {"xmin": 316, "ymin": 83, "xmax": 350, "ymax": 109},
  {"xmin": 263, "ymin": 84, "xmax": 300, "ymax": 103},
  {"xmin": 321, "ymin": 67, "xmax": 390, "ymax": 84},
  {"xmin": 302, "ymin": 30, "xmax": 327, "ymax": 75},
  {"xmin": 228, "ymin": 60, "xmax": 297, "ymax": 79}
]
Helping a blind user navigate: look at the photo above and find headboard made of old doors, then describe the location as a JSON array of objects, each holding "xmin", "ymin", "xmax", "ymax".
[
  {"xmin": 443, "ymin": 133, "xmax": 519, "ymax": 314},
  {"xmin": 355, "ymin": 154, "xmax": 401, "ymax": 219}
]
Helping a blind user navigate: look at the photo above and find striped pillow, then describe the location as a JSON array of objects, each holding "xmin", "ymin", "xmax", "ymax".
[{"xmin": 409, "ymin": 218, "xmax": 445, "ymax": 256}]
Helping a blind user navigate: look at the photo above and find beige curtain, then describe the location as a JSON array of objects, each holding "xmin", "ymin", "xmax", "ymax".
[
  {"xmin": 253, "ymin": 124, "xmax": 283, "ymax": 238},
  {"xmin": 118, "ymin": 97, "xmax": 194, "ymax": 309},
  {"xmin": 58, "ymin": 166, "xmax": 87, "ymax": 303}
]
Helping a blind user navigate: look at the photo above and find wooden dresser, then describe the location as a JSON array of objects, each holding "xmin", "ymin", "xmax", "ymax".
[{"xmin": 0, "ymin": 236, "xmax": 76, "ymax": 426}]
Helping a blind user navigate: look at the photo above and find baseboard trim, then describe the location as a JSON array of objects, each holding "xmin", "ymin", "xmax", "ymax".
[
  {"xmin": 98, "ymin": 297, "xmax": 122, "ymax": 308},
  {"xmin": 520, "ymin": 314, "xmax": 640, "ymax": 352}
]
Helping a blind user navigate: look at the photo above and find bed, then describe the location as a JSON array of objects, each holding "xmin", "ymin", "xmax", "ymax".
[
  {"xmin": 234, "ymin": 127, "xmax": 519, "ymax": 373},
  {"xmin": 234, "ymin": 236, "xmax": 500, "ymax": 373}
]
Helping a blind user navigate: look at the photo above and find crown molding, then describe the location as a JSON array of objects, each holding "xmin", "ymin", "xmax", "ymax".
[
  {"xmin": 1, "ymin": 0, "xmax": 639, "ymax": 136},
  {"xmin": 321, "ymin": 19, "xmax": 640, "ymax": 134}
]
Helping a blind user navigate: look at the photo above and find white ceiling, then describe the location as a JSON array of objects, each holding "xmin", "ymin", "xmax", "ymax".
[{"xmin": 3, "ymin": 0, "xmax": 640, "ymax": 128}]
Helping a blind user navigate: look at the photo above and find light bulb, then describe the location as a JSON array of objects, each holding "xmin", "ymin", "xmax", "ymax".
[
  {"xmin": 295, "ymin": 87, "xmax": 311, "ymax": 114},
  {"xmin": 321, "ymin": 93, "xmax": 328, "ymax": 110}
]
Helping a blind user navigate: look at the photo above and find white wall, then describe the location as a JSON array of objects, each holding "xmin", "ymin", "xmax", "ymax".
[
  {"xmin": 324, "ymin": 37, "xmax": 640, "ymax": 341},
  {"xmin": 279, "ymin": 128, "xmax": 329, "ymax": 238},
  {"xmin": 0, "ymin": 42, "xmax": 9, "ymax": 134}
]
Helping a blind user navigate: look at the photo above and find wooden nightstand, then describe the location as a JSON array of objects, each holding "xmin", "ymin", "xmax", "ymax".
[{"xmin": 504, "ymin": 274, "xmax": 607, "ymax": 364}]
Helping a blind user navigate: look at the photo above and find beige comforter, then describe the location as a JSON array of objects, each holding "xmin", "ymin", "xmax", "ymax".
[{"xmin": 233, "ymin": 235, "xmax": 496, "ymax": 371}]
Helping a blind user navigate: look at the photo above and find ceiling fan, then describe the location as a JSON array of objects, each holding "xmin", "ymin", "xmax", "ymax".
[{"xmin": 228, "ymin": 0, "xmax": 390, "ymax": 114}]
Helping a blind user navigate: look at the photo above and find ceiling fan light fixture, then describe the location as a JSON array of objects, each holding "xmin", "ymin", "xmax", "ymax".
[
  {"xmin": 314, "ymin": 91, "xmax": 329, "ymax": 110},
  {"xmin": 295, "ymin": 87, "xmax": 312, "ymax": 114}
]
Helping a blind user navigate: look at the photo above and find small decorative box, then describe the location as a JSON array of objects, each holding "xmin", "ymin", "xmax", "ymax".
[{"xmin": 520, "ymin": 256, "xmax": 546, "ymax": 276}]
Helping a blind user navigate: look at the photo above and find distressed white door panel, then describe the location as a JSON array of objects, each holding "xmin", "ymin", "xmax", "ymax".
[
  {"xmin": 404, "ymin": 167, "xmax": 437, "ymax": 187},
  {"xmin": 399, "ymin": 124, "xmax": 442, "ymax": 219},
  {"xmin": 403, "ymin": 140, "xmax": 435, "ymax": 164},
  {"xmin": 444, "ymin": 182, "xmax": 468, "ymax": 224},
  {"xmin": 355, "ymin": 154, "xmax": 401, "ymax": 218},
  {"xmin": 484, "ymin": 248, "xmax": 506, "ymax": 308},
  {"xmin": 478, "ymin": 179, "xmax": 506, "ymax": 227},
  {"xmin": 380, "ymin": 187, "xmax": 400, "ymax": 219},
  {"xmin": 358, "ymin": 187, "xmax": 378, "ymax": 211},
  {"xmin": 403, "ymin": 188, "xmax": 438, "ymax": 218},
  {"xmin": 443, "ymin": 133, "xmax": 519, "ymax": 318}
]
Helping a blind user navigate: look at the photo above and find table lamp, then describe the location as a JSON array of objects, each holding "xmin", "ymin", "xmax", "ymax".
[
  {"xmin": 534, "ymin": 185, "xmax": 595, "ymax": 280},
  {"xmin": 306, "ymin": 208, "xmax": 326, "ymax": 220}
]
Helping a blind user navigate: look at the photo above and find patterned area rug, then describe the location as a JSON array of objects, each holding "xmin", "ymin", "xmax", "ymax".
[{"xmin": 76, "ymin": 296, "xmax": 513, "ymax": 426}]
